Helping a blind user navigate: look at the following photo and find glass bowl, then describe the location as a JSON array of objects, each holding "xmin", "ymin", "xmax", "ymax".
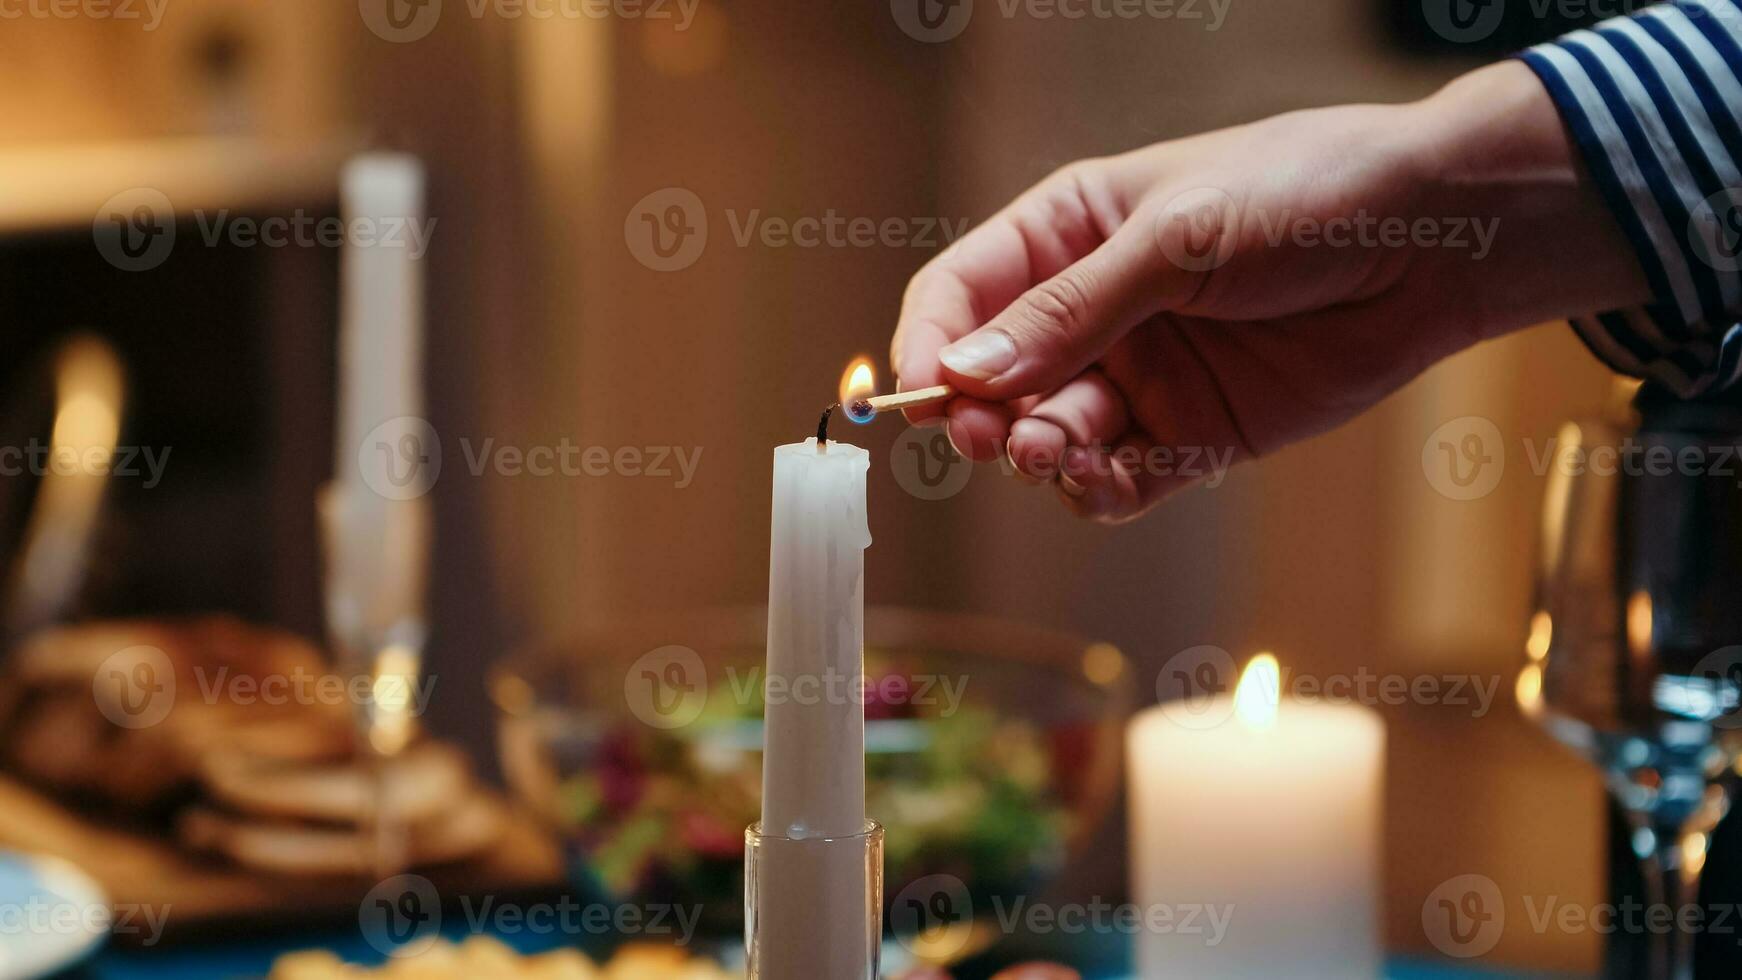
[{"xmin": 490, "ymin": 606, "xmax": 1132, "ymax": 961}]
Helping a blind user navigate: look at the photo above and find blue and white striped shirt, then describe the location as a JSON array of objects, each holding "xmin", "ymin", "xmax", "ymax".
[{"xmin": 1523, "ymin": 0, "xmax": 1742, "ymax": 394}]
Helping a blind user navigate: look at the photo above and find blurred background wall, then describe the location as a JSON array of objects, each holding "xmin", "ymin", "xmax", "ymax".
[{"xmin": 0, "ymin": 0, "xmax": 1621, "ymax": 970}]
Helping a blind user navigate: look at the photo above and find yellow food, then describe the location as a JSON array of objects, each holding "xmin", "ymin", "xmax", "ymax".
[{"xmin": 268, "ymin": 938, "xmax": 736, "ymax": 980}]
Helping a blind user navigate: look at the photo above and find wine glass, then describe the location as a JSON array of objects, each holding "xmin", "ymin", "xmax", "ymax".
[{"xmin": 1521, "ymin": 402, "xmax": 1742, "ymax": 980}]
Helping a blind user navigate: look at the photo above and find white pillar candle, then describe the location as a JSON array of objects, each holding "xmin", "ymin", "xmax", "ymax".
[
  {"xmin": 1128, "ymin": 655, "xmax": 1384, "ymax": 979},
  {"xmin": 753, "ymin": 436, "xmax": 873, "ymax": 979},
  {"xmin": 762, "ymin": 437, "xmax": 870, "ymax": 833}
]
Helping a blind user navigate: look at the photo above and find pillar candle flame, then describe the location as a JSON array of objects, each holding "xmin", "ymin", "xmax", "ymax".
[{"xmin": 1234, "ymin": 653, "xmax": 1281, "ymax": 731}]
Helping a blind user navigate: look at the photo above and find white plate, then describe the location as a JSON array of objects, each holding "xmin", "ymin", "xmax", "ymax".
[{"xmin": 0, "ymin": 851, "xmax": 108, "ymax": 980}]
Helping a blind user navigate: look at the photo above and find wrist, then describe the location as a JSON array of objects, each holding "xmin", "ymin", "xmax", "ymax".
[{"xmin": 1407, "ymin": 60, "xmax": 1650, "ymax": 336}]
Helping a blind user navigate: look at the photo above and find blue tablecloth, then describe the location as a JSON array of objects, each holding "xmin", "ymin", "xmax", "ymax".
[{"xmin": 66, "ymin": 930, "xmax": 1587, "ymax": 980}]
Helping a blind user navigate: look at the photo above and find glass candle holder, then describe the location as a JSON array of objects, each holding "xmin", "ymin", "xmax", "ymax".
[{"xmin": 745, "ymin": 820, "xmax": 883, "ymax": 980}]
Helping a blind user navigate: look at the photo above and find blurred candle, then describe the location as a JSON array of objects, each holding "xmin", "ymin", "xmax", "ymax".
[
  {"xmin": 324, "ymin": 153, "xmax": 430, "ymax": 658},
  {"xmin": 1127, "ymin": 654, "xmax": 1384, "ymax": 979},
  {"xmin": 336, "ymin": 153, "xmax": 425, "ymax": 506}
]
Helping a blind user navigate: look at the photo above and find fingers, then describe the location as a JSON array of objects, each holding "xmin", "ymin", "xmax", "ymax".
[
  {"xmin": 1006, "ymin": 371, "xmax": 1128, "ymax": 480},
  {"xmin": 893, "ymin": 244, "xmax": 1018, "ymax": 425},
  {"xmin": 1004, "ymin": 372, "xmax": 1182, "ymax": 522},
  {"xmin": 1055, "ymin": 432, "xmax": 1196, "ymax": 524},
  {"xmin": 891, "ymin": 164, "xmax": 1120, "ymax": 425},
  {"xmin": 936, "ymin": 212, "xmax": 1194, "ymax": 404},
  {"xmin": 944, "ymin": 396, "xmax": 1013, "ymax": 463}
]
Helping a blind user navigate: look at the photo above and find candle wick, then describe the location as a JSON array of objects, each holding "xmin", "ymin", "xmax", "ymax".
[{"xmin": 816, "ymin": 403, "xmax": 837, "ymax": 451}]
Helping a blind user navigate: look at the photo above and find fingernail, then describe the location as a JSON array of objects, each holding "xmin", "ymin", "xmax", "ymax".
[
  {"xmin": 944, "ymin": 422, "xmax": 968, "ymax": 458},
  {"xmin": 1060, "ymin": 447, "xmax": 1090, "ymax": 494},
  {"xmin": 938, "ymin": 330, "xmax": 1017, "ymax": 381}
]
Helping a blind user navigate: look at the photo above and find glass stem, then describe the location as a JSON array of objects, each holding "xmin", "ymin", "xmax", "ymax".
[
  {"xmin": 1639, "ymin": 818, "xmax": 1697, "ymax": 980},
  {"xmin": 1633, "ymin": 783, "xmax": 1728, "ymax": 980}
]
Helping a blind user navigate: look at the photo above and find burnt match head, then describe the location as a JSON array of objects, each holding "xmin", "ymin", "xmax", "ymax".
[{"xmin": 845, "ymin": 399, "xmax": 875, "ymax": 424}]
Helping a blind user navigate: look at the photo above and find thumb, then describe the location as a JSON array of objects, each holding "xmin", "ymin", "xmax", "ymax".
[{"xmin": 936, "ymin": 215, "xmax": 1195, "ymax": 400}]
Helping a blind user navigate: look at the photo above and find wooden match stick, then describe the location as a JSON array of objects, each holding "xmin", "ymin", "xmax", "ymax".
[
  {"xmin": 817, "ymin": 384, "xmax": 957, "ymax": 447},
  {"xmin": 858, "ymin": 384, "xmax": 955, "ymax": 414}
]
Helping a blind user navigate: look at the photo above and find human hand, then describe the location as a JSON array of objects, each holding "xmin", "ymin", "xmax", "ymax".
[{"xmin": 891, "ymin": 61, "xmax": 1647, "ymax": 522}]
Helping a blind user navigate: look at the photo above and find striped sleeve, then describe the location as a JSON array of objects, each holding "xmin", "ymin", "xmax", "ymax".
[{"xmin": 1520, "ymin": 0, "xmax": 1742, "ymax": 395}]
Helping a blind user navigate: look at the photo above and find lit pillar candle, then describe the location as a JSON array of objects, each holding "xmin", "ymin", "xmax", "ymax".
[
  {"xmin": 761, "ymin": 436, "xmax": 871, "ymax": 837},
  {"xmin": 1128, "ymin": 655, "xmax": 1384, "ymax": 979},
  {"xmin": 750, "ymin": 362, "xmax": 877, "ymax": 980}
]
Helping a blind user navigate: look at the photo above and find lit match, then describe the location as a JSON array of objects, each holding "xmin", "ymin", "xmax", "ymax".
[
  {"xmin": 856, "ymin": 384, "xmax": 955, "ymax": 416},
  {"xmin": 817, "ymin": 360, "xmax": 957, "ymax": 446}
]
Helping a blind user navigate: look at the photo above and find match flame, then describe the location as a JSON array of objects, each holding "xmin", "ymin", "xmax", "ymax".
[
  {"xmin": 1233, "ymin": 653, "xmax": 1280, "ymax": 731},
  {"xmin": 839, "ymin": 357, "xmax": 877, "ymax": 424}
]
